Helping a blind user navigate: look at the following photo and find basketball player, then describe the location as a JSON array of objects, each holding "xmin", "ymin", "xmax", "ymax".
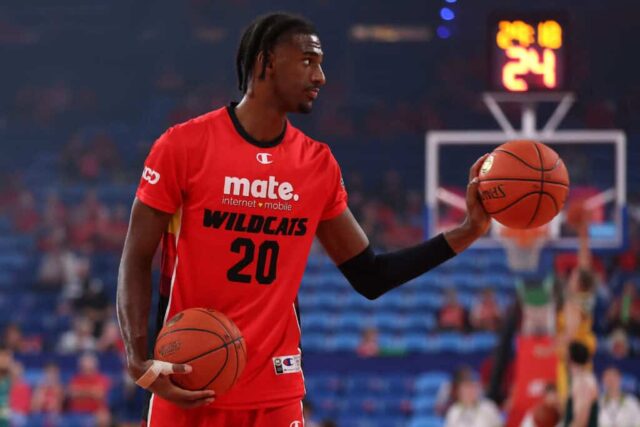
[
  {"xmin": 563, "ymin": 342, "xmax": 598, "ymax": 427},
  {"xmin": 117, "ymin": 12, "xmax": 491, "ymax": 427},
  {"xmin": 557, "ymin": 207, "xmax": 598, "ymax": 401}
]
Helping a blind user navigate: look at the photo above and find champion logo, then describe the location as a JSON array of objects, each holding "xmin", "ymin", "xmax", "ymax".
[
  {"xmin": 289, "ymin": 421, "xmax": 302, "ymax": 427},
  {"xmin": 142, "ymin": 166, "xmax": 160, "ymax": 185},
  {"xmin": 256, "ymin": 153, "xmax": 273, "ymax": 164}
]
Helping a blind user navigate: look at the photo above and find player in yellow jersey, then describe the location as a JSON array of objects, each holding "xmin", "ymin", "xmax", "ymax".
[{"xmin": 556, "ymin": 206, "xmax": 598, "ymax": 402}]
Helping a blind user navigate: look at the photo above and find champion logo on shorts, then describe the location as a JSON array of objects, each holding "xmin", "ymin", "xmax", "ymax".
[
  {"xmin": 289, "ymin": 421, "xmax": 302, "ymax": 427},
  {"xmin": 272, "ymin": 354, "xmax": 301, "ymax": 375}
]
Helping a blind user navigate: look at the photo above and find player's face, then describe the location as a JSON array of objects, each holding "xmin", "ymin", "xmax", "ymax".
[{"xmin": 271, "ymin": 33, "xmax": 326, "ymax": 114}]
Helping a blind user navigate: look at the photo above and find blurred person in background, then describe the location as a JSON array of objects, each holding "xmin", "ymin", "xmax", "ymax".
[
  {"xmin": 0, "ymin": 345, "xmax": 14, "ymax": 427},
  {"xmin": 302, "ymin": 399, "xmax": 321, "ymax": 427},
  {"xmin": 444, "ymin": 370, "xmax": 503, "ymax": 427},
  {"xmin": 606, "ymin": 281, "xmax": 640, "ymax": 335},
  {"xmin": 598, "ymin": 366, "xmax": 640, "ymax": 427},
  {"xmin": 563, "ymin": 342, "xmax": 598, "ymax": 427},
  {"xmin": 556, "ymin": 207, "xmax": 598, "ymax": 402},
  {"xmin": 73, "ymin": 277, "xmax": 110, "ymax": 336},
  {"xmin": 607, "ymin": 328, "xmax": 632, "ymax": 359},
  {"xmin": 3, "ymin": 324, "xmax": 41, "ymax": 354},
  {"xmin": 435, "ymin": 366, "xmax": 474, "ymax": 416},
  {"xmin": 519, "ymin": 384, "xmax": 561, "ymax": 427},
  {"xmin": 356, "ymin": 327, "xmax": 380, "ymax": 358},
  {"xmin": 67, "ymin": 353, "xmax": 111, "ymax": 414},
  {"xmin": 57, "ymin": 316, "xmax": 97, "ymax": 354},
  {"xmin": 471, "ymin": 288, "xmax": 502, "ymax": 332},
  {"xmin": 31, "ymin": 362, "xmax": 64, "ymax": 415},
  {"xmin": 97, "ymin": 319, "xmax": 125, "ymax": 355},
  {"xmin": 8, "ymin": 362, "xmax": 30, "ymax": 427},
  {"xmin": 11, "ymin": 190, "xmax": 39, "ymax": 234},
  {"xmin": 438, "ymin": 289, "xmax": 467, "ymax": 332}
]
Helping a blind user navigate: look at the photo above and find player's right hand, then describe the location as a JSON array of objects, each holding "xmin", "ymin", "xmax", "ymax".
[{"xmin": 131, "ymin": 359, "xmax": 216, "ymax": 408}]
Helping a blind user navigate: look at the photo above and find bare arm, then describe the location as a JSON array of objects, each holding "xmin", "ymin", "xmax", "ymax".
[
  {"xmin": 117, "ymin": 198, "xmax": 171, "ymax": 377},
  {"xmin": 570, "ymin": 380, "xmax": 597, "ymax": 427},
  {"xmin": 116, "ymin": 198, "xmax": 214, "ymax": 407},
  {"xmin": 577, "ymin": 219, "xmax": 592, "ymax": 270}
]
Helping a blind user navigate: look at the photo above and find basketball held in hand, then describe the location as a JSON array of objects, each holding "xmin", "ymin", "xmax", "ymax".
[
  {"xmin": 478, "ymin": 140, "xmax": 570, "ymax": 229},
  {"xmin": 154, "ymin": 308, "xmax": 247, "ymax": 395}
]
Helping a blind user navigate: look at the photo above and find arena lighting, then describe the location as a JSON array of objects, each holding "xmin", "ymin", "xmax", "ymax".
[
  {"xmin": 437, "ymin": 25, "xmax": 451, "ymax": 39},
  {"xmin": 440, "ymin": 7, "xmax": 455, "ymax": 21}
]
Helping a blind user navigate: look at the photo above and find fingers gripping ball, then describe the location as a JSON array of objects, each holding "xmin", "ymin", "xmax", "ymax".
[
  {"xmin": 478, "ymin": 140, "xmax": 570, "ymax": 229},
  {"xmin": 154, "ymin": 308, "xmax": 247, "ymax": 395}
]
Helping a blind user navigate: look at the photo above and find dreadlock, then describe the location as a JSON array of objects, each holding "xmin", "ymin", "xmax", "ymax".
[{"xmin": 236, "ymin": 13, "xmax": 317, "ymax": 93}]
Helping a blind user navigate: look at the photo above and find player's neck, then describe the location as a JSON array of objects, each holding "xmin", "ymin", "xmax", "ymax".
[{"xmin": 234, "ymin": 96, "xmax": 287, "ymax": 142}]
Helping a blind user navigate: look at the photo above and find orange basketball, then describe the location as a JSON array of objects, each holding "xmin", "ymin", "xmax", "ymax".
[
  {"xmin": 154, "ymin": 308, "xmax": 247, "ymax": 394},
  {"xmin": 478, "ymin": 140, "xmax": 569, "ymax": 229}
]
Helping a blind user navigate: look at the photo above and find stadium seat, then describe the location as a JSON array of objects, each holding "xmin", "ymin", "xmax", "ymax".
[
  {"xmin": 415, "ymin": 371, "xmax": 449, "ymax": 393},
  {"xmin": 408, "ymin": 415, "xmax": 445, "ymax": 427}
]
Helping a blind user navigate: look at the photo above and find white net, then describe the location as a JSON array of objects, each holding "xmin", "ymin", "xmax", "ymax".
[{"xmin": 496, "ymin": 223, "xmax": 550, "ymax": 272}]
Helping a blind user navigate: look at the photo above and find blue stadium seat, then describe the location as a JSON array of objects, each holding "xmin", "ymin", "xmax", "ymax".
[
  {"xmin": 406, "ymin": 333, "xmax": 428, "ymax": 352},
  {"xmin": 412, "ymin": 395, "xmax": 438, "ymax": 414},
  {"xmin": 387, "ymin": 375, "xmax": 416, "ymax": 395},
  {"xmin": 408, "ymin": 415, "xmax": 445, "ymax": 427},
  {"xmin": 339, "ymin": 415, "xmax": 407, "ymax": 427},
  {"xmin": 332, "ymin": 332, "xmax": 360, "ymax": 351},
  {"xmin": 415, "ymin": 371, "xmax": 449, "ymax": 393}
]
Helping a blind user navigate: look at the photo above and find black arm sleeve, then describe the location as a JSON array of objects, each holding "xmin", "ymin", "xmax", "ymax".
[{"xmin": 337, "ymin": 233, "xmax": 456, "ymax": 300}]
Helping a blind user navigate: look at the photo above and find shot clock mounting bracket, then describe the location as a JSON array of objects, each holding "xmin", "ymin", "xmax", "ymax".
[{"xmin": 482, "ymin": 91, "xmax": 575, "ymax": 139}]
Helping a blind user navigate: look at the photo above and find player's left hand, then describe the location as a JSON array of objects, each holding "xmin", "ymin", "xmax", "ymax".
[{"xmin": 463, "ymin": 154, "xmax": 492, "ymax": 237}]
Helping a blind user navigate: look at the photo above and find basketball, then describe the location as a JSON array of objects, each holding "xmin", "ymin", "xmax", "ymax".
[
  {"xmin": 532, "ymin": 404, "xmax": 561, "ymax": 427},
  {"xmin": 154, "ymin": 308, "xmax": 247, "ymax": 394},
  {"xmin": 478, "ymin": 140, "xmax": 570, "ymax": 229}
]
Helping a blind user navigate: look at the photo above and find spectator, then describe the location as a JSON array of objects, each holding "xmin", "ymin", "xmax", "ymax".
[
  {"xmin": 9, "ymin": 362, "xmax": 30, "ymax": 427},
  {"xmin": 57, "ymin": 316, "xmax": 97, "ymax": 354},
  {"xmin": 97, "ymin": 319, "xmax": 125, "ymax": 354},
  {"xmin": 435, "ymin": 366, "xmax": 473, "ymax": 416},
  {"xmin": 67, "ymin": 353, "xmax": 111, "ymax": 414},
  {"xmin": 356, "ymin": 327, "xmax": 380, "ymax": 358},
  {"xmin": 438, "ymin": 289, "xmax": 467, "ymax": 332},
  {"xmin": 11, "ymin": 190, "xmax": 39, "ymax": 233},
  {"xmin": 97, "ymin": 204, "xmax": 128, "ymax": 251},
  {"xmin": 0, "ymin": 346, "xmax": 14, "ymax": 427},
  {"xmin": 607, "ymin": 328, "xmax": 631, "ymax": 359},
  {"xmin": 519, "ymin": 384, "xmax": 560, "ymax": 427},
  {"xmin": 31, "ymin": 362, "xmax": 64, "ymax": 414},
  {"xmin": 470, "ymin": 288, "xmax": 502, "ymax": 331},
  {"xmin": 3, "ymin": 324, "xmax": 41, "ymax": 355},
  {"xmin": 302, "ymin": 400, "xmax": 321, "ymax": 427},
  {"xmin": 73, "ymin": 278, "xmax": 109, "ymax": 335},
  {"xmin": 606, "ymin": 281, "xmax": 640, "ymax": 334},
  {"xmin": 444, "ymin": 370, "xmax": 503, "ymax": 427},
  {"xmin": 599, "ymin": 366, "xmax": 640, "ymax": 427},
  {"xmin": 37, "ymin": 239, "xmax": 90, "ymax": 298}
]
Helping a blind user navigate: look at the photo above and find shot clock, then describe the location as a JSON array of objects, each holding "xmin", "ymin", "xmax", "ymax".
[{"xmin": 489, "ymin": 13, "xmax": 568, "ymax": 92}]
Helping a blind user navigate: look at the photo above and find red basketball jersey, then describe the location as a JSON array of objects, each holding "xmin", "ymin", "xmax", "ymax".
[{"xmin": 136, "ymin": 105, "xmax": 347, "ymax": 409}]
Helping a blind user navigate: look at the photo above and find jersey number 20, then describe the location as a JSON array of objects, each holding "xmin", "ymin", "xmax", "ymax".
[{"xmin": 227, "ymin": 238, "xmax": 279, "ymax": 285}]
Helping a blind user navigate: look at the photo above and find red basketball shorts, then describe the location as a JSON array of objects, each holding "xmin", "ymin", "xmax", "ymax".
[{"xmin": 144, "ymin": 396, "xmax": 304, "ymax": 427}]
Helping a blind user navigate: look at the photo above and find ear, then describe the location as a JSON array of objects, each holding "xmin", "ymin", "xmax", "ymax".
[{"xmin": 256, "ymin": 50, "xmax": 275, "ymax": 80}]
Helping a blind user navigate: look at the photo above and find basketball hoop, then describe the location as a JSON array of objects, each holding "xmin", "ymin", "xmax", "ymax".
[{"xmin": 496, "ymin": 223, "xmax": 550, "ymax": 272}]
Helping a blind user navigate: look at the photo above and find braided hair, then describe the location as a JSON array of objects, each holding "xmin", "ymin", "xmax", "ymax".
[{"xmin": 236, "ymin": 13, "xmax": 317, "ymax": 93}]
